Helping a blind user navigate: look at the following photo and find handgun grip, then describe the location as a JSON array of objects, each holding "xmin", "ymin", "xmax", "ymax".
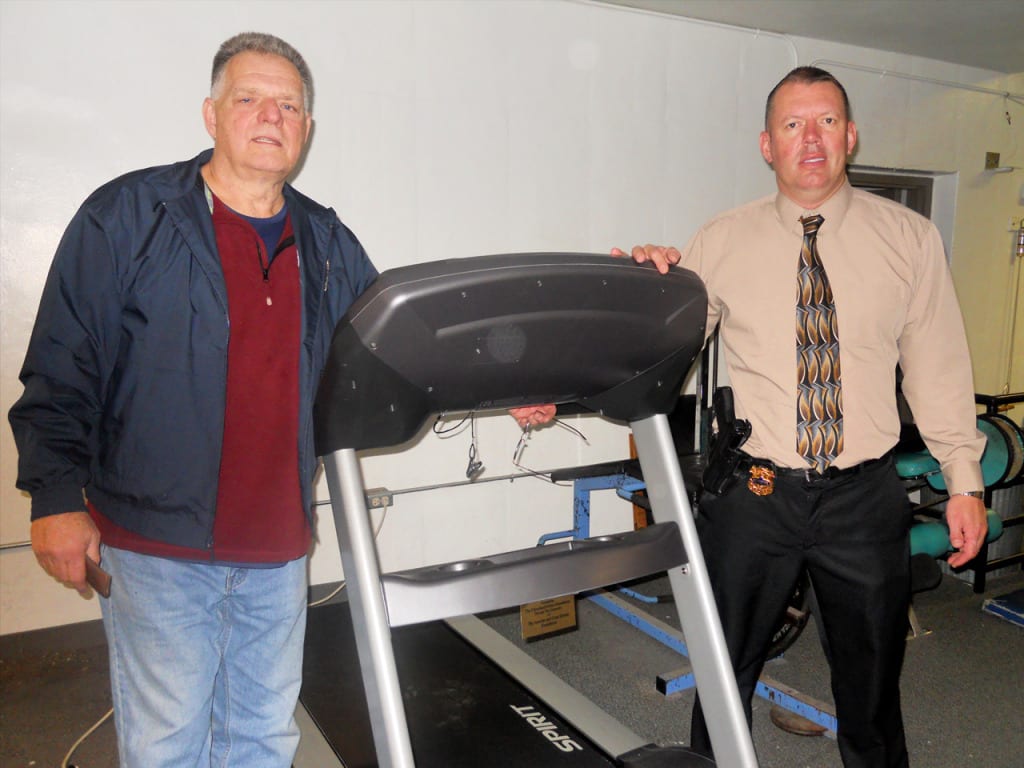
[{"xmin": 85, "ymin": 556, "xmax": 112, "ymax": 598}]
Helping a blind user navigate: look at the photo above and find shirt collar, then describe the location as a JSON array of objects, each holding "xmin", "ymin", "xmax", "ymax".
[{"xmin": 774, "ymin": 179, "xmax": 853, "ymax": 235}]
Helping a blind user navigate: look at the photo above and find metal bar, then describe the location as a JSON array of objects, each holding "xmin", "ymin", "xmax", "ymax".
[
  {"xmin": 537, "ymin": 529, "xmax": 576, "ymax": 545},
  {"xmin": 987, "ymin": 552, "xmax": 1024, "ymax": 569},
  {"xmin": 754, "ymin": 680, "xmax": 837, "ymax": 734},
  {"xmin": 654, "ymin": 665, "xmax": 837, "ymax": 736},
  {"xmin": 615, "ymin": 587, "xmax": 660, "ymax": 605},
  {"xmin": 975, "ymin": 392, "xmax": 1024, "ymax": 410},
  {"xmin": 0, "ymin": 540, "xmax": 32, "ymax": 551},
  {"xmin": 630, "ymin": 414, "xmax": 758, "ymax": 768},
  {"xmin": 656, "ymin": 668, "xmax": 697, "ymax": 696},
  {"xmin": 588, "ymin": 591, "xmax": 690, "ymax": 657},
  {"xmin": 313, "ymin": 469, "xmax": 558, "ymax": 507},
  {"xmin": 574, "ymin": 479, "xmax": 593, "ymax": 539},
  {"xmin": 594, "ymin": 588, "xmax": 839, "ymax": 735},
  {"xmin": 323, "ymin": 448, "xmax": 415, "ymax": 768},
  {"xmin": 656, "ymin": 667, "xmax": 697, "ymax": 695}
]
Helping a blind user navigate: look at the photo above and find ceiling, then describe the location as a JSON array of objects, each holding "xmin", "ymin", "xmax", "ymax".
[{"xmin": 596, "ymin": 0, "xmax": 1024, "ymax": 75}]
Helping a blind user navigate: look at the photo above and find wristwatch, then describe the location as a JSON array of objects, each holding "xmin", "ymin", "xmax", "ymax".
[{"xmin": 955, "ymin": 490, "xmax": 985, "ymax": 499}]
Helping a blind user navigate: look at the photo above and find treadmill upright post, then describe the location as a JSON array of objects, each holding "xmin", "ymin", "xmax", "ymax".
[
  {"xmin": 322, "ymin": 447, "xmax": 415, "ymax": 768},
  {"xmin": 630, "ymin": 415, "xmax": 757, "ymax": 768}
]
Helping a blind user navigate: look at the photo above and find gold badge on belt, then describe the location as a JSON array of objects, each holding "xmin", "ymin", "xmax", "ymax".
[{"xmin": 747, "ymin": 465, "xmax": 775, "ymax": 496}]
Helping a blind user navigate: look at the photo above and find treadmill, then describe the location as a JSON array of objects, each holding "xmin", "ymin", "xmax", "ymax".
[{"xmin": 298, "ymin": 253, "xmax": 759, "ymax": 767}]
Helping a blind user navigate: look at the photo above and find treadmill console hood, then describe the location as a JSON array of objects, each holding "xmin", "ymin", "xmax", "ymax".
[{"xmin": 314, "ymin": 253, "xmax": 707, "ymax": 453}]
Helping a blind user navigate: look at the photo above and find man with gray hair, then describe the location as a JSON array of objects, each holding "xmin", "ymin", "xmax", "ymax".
[{"xmin": 10, "ymin": 32, "xmax": 378, "ymax": 766}]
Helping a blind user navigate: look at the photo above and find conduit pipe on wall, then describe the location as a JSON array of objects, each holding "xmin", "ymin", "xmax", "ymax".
[
  {"xmin": 1002, "ymin": 224, "xmax": 1024, "ymax": 393},
  {"xmin": 810, "ymin": 59, "xmax": 1024, "ymax": 104},
  {"xmin": 577, "ymin": 0, "xmax": 799, "ymax": 68}
]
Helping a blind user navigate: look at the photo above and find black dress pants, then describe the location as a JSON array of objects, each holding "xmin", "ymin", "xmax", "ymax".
[{"xmin": 690, "ymin": 457, "xmax": 912, "ymax": 768}]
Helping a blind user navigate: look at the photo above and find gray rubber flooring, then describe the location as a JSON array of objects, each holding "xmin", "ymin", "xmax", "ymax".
[
  {"xmin": 484, "ymin": 570, "xmax": 1024, "ymax": 768},
  {"xmin": 1, "ymin": 571, "xmax": 1021, "ymax": 767}
]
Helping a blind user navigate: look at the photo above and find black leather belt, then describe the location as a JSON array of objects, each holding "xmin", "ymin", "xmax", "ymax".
[{"xmin": 738, "ymin": 450, "xmax": 893, "ymax": 484}]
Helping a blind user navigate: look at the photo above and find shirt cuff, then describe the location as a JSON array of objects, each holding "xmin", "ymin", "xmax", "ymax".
[
  {"xmin": 29, "ymin": 485, "xmax": 87, "ymax": 520},
  {"xmin": 940, "ymin": 461, "xmax": 985, "ymax": 498}
]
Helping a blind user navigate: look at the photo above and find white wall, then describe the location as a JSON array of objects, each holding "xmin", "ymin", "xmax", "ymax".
[{"xmin": 1, "ymin": 0, "xmax": 1021, "ymax": 634}]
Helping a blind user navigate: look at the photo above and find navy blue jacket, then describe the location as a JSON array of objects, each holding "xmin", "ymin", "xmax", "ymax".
[{"xmin": 9, "ymin": 150, "xmax": 378, "ymax": 549}]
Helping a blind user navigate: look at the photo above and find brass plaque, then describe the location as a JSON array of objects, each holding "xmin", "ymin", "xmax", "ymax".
[{"xmin": 520, "ymin": 595, "xmax": 577, "ymax": 640}]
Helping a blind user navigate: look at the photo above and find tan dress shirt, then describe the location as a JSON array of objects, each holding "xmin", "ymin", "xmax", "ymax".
[{"xmin": 681, "ymin": 180, "xmax": 985, "ymax": 493}]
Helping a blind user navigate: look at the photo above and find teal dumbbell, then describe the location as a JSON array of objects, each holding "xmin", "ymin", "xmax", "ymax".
[{"xmin": 910, "ymin": 510, "xmax": 1004, "ymax": 559}]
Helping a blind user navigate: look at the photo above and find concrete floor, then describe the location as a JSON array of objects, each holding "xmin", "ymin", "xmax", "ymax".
[
  {"xmin": 485, "ymin": 570, "xmax": 1024, "ymax": 768},
  {"xmin": 2, "ymin": 570, "xmax": 1022, "ymax": 767}
]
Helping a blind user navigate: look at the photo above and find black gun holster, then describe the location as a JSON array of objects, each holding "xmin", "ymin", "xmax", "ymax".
[{"xmin": 701, "ymin": 387, "xmax": 751, "ymax": 496}]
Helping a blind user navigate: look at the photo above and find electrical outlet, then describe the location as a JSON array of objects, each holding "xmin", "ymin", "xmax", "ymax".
[
  {"xmin": 1011, "ymin": 217, "xmax": 1024, "ymax": 231},
  {"xmin": 986, "ymin": 152, "xmax": 1001, "ymax": 169},
  {"xmin": 365, "ymin": 487, "xmax": 393, "ymax": 508}
]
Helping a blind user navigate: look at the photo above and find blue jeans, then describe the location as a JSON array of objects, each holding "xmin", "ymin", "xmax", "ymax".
[{"xmin": 99, "ymin": 545, "xmax": 308, "ymax": 768}]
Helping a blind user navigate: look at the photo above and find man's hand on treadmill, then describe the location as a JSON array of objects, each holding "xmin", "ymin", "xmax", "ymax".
[
  {"xmin": 509, "ymin": 405, "xmax": 557, "ymax": 430},
  {"xmin": 513, "ymin": 242, "xmax": 684, "ymax": 432},
  {"xmin": 611, "ymin": 245, "xmax": 681, "ymax": 274}
]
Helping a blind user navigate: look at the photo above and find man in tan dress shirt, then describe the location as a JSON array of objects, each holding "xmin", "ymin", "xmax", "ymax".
[{"xmin": 621, "ymin": 67, "xmax": 987, "ymax": 767}]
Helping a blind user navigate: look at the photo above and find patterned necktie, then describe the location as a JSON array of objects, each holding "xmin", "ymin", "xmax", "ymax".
[{"xmin": 796, "ymin": 214, "xmax": 843, "ymax": 473}]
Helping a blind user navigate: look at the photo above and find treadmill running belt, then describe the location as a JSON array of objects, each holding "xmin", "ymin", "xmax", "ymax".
[{"xmin": 301, "ymin": 600, "xmax": 617, "ymax": 767}]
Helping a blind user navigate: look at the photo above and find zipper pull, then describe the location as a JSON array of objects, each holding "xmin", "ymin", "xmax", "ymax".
[{"xmin": 256, "ymin": 242, "xmax": 270, "ymax": 282}]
